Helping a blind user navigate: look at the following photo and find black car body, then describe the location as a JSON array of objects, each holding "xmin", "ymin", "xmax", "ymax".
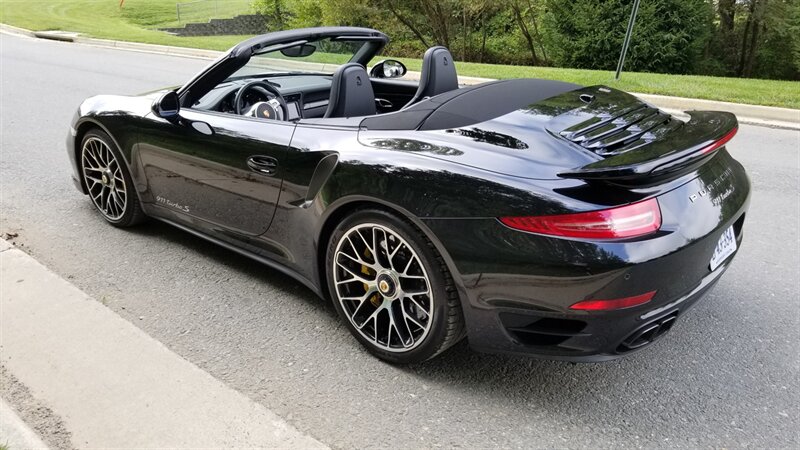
[{"xmin": 67, "ymin": 27, "xmax": 750, "ymax": 363}]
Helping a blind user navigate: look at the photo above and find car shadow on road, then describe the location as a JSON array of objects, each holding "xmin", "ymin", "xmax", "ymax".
[
  {"xmin": 120, "ymin": 217, "xmax": 782, "ymax": 446},
  {"xmin": 131, "ymin": 218, "xmax": 334, "ymax": 306},
  {"xmin": 134, "ymin": 216, "xmax": 733, "ymax": 388}
]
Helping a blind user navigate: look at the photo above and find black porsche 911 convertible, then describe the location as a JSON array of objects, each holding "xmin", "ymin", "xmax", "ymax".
[{"xmin": 67, "ymin": 27, "xmax": 750, "ymax": 363}]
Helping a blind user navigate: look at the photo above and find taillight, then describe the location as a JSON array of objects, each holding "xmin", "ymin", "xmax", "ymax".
[
  {"xmin": 700, "ymin": 127, "xmax": 738, "ymax": 155},
  {"xmin": 499, "ymin": 198, "xmax": 661, "ymax": 240},
  {"xmin": 570, "ymin": 291, "xmax": 657, "ymax": 311}
]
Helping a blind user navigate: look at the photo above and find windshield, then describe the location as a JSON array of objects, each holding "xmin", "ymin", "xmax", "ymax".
[{"xmin": 227, "ymin": 37, "xmax": 370, "ymax": 80}]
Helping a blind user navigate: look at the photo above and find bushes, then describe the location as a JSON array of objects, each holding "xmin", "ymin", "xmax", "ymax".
[{"xmin": 541, "ymin": 0, "xmax": 713, "ymax": 74}]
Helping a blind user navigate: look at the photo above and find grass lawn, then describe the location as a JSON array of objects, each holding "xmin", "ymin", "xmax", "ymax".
[
  {"xmin": 402, "ymin": 59, "xmax": 800, "ymax": 109},
  {"xmin": 2, "ymin": 0, "xmax": 798, "ymax": 108},
  {"xmin": 0, "ymin": 0, "xmax": 251, "ymax": 51}
]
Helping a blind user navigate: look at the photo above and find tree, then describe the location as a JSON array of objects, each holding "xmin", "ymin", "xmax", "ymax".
[
  {"xmin": 384, "ymin": 0, "xmax": 430, "ymax": 48},
  {"xmin": 793, "ymin": 1, "xmax": 800, "ymax": 74},
  {"xmin": 380, "ymin": 0, "xmax": 456, "ymax": 49},
  {"xmin": 370, "ymin": 0, "xmax": 524, "ymax": 64},
  {"xmin": 738, "ymin": 0, "xmax": 767, "ymax": 77},
  {"xmin": 509, "ymin": 0, "xmax": 547, "ymax": 65},
  {"xmin": 707, "ymin": 0, "xmax": 800, "ymax": 79},
  {"xmin": 542, "ymin": 0, "xmax": 714, "ymax": 74},
  {"xmin": 250, "ymin": 0, "xmax": 798, "ymax": 80},
  {"xmin": 252, "ymin": 0, "xmax": 290, "ymax": 29},
  {"xmin": 719, "ymin": 0, "xmax": 736, "ymax": 33},
  {"xmin": 748, "ymin": 0, "xmax": 800, "ymax": 79}
]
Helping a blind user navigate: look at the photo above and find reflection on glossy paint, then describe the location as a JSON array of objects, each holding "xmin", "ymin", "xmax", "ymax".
[
  {"xmin": 445, "ymin": 128, "xmax": 529, "ymax": 150},
  {"xmin": 366, "ymin": 138, "xmax": 464, "ymax": 156}
]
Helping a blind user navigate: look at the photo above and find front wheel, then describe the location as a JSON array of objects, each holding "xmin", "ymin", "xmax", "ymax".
[
  {"xmin": 79, "ymin": 129, "xmax": 145, "ymax": 227},
  {"xmin": 326, "ymin": 209, "xmax": 465, "ymax": 364}
]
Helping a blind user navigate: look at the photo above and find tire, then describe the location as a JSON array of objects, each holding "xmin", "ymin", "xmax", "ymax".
[
  {"xmin": 326, "ymin": 209, "xmax": 465, "ymax": 364},
  {"xmin": 79, "ymin": 129, "xmax": 146, "ymax": 227}
]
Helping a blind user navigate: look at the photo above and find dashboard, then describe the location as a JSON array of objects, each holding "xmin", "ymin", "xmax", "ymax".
[{"xmin": 192, "ymin": 74, "xmax": 333, "ymax": 120}]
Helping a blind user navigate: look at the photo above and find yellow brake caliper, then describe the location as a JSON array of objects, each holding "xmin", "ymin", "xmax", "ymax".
[{"xmin": 362, "ymin": 247, "xmax": 381, "ymax": 307}]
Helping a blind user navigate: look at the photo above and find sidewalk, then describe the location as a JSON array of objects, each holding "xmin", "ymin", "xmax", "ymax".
[
  {"xmin": 2, "ymin": 23, "xmax": 798, "ymax": 130},
  {"xmin": 0, "ymin": 239, "xmax": 326, "ymax": 449}
]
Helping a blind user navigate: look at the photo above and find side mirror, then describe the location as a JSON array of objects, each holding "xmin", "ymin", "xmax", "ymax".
[
  {"xmin": 369, "ymin": 59, "xmax": 407, "ymax": 79},
  {"xmin": 152, "ymin": 91, "xmax": 180, "ymax": 120}
]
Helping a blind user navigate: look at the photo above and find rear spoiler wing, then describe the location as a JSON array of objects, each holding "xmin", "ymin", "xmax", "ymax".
[{"xmin": 558, "ymin": 111, "xmax": 738, "ymax": 184}]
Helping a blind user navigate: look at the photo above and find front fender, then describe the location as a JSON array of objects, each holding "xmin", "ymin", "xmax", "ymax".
[{"xmin": 67, "ymin": 94, "xmax": 152, "ymax": 195}]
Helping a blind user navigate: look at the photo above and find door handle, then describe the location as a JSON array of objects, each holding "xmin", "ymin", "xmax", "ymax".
[
  {"xmin": 375, "ymin": 98, "xmax": 393, "ymax": 109},
  {"xmin": 247, "ymin": 155, "xmax": 278, "ymax": 175}
]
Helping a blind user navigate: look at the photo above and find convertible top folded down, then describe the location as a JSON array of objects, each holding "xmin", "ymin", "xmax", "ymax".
[{"xmin": 360, "ymin": 78, "xmax": 581, "ymax": 131}]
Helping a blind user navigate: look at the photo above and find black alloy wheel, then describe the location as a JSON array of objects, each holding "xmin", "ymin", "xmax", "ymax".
[
  {"xmin": 80, "ymin": 129, "xmax": 145, "ymax": 227},
  {"xmin": 326, "ymin": 209, "xmax": 465, "ymax": 364}
]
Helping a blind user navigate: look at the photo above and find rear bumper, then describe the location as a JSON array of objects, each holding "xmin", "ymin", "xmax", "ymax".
[
  {"xmin": 461, "ymin": 257, "xmax": 730, "ymax": 362},
  {"xmin": 422, "ymin": 151, "xmax": 750, "ymax": 361}
]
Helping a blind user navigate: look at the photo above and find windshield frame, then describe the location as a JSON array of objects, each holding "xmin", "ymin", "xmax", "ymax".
[
  {"xmin": 177, "ymin": 27, "xmax": 388, "ymax": 107},
  {"xmin": 228, "ymin": 37, "xmax": 375, "ymax": 81}
]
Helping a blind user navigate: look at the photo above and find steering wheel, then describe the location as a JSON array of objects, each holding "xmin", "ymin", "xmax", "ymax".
[{"xmin": 234, "ymin": 80, "xmax": 289, "ymax": 121}]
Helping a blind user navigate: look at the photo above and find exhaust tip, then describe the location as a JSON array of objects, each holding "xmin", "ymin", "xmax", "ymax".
[{"xmin": 617, "ymin": 312, "xmax": 678, "ymax": 353}]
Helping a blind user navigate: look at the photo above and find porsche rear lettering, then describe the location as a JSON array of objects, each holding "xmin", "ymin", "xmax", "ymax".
[{"xmin": 689, "ymin": 167, "xmax": 734, "ymax": 203}]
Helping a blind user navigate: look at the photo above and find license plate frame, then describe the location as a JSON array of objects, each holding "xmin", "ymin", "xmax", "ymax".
[{"xmin": 709, "ymin": 225, "xmax": 737, "ymax": 271}]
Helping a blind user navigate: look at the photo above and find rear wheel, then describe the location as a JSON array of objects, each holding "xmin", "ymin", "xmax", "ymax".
[
  {"xmin": 80, "ymin": 129, "xmax": 145, "ymax": 227},
  {"xmin": 326, "ymin": 209, "xmax": 465, "ymax": 363}
]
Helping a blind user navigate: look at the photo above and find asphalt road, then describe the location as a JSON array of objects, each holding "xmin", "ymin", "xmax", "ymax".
[{"xmin": 1, "ymin": 32, "xmax": 799, "ymax": 448}]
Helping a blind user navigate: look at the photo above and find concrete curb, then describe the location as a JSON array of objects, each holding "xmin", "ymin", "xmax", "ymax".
[
  {"xmin": 632, "ymin": 92, "xmax": 800, "ymax": 130},
  {"xmin": 75, "ymin": 35, "xmax": 224, "ymax": 60},
  {"xmin": 2, "ymin": 23, "xmax": 798, "ymax": 129},
  {"xmin": 32, "ymin": 30, "xmax": 77, "ymax": 42},
  {"xmin": 0, "ymin": 23, "xmax": 34, "ymax": 37},
  {"xmin": 0, "ymin": 238, "xmax": 327, "ymax": 448},
  {"xmin": 0, "ymin": 398, "xmax": 50, "ymax": 449}
]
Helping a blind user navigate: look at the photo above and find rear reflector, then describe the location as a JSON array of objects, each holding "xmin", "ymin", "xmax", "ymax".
[
  {"xmin": 570, "ymin": 291, "xmax": 657, "ymax": 311},
  {"xmin": 499, "ymin": 198, "xmax": 661, "ymax": 240},
  {"xmin": 700, "ymin": 126, "xmax": 738, "ymax": 155}
]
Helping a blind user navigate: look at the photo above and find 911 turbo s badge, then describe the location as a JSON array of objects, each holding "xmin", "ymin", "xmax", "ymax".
[
  {"xmin": 156, "ymin": 195, "xmax": 190, "ymax": 213},
  {"xmin": 689, "ymin": 167, "xmax": 734, "ymax": 203}
]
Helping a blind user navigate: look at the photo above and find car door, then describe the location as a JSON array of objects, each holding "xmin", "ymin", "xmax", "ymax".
[{"xmin": 136, "ymin": 109, "xmax": 294, "ymax": 236}]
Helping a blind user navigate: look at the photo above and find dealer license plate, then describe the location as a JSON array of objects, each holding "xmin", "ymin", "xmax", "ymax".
[{"xmin": 709, "ymin": 226, "xmax": 737, "ymax": 271}]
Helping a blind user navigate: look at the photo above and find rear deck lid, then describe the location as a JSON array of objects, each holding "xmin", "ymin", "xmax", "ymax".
[
  {"xmin": 361, "ymin": 83, "xmax": 735, "ymax": 183},
  {"xmin": 546, "ymin": 86, "xmax": 738, "ymax": 184}
]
